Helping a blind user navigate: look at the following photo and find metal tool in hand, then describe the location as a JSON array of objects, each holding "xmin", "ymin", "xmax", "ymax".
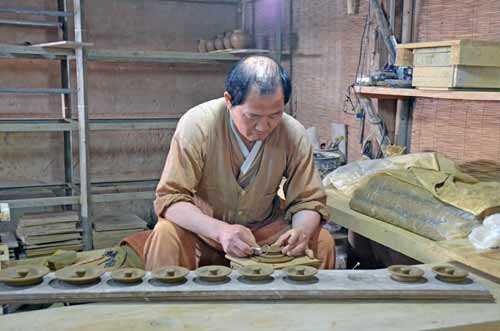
[{"xmin": 250, "ymin": 245, "xmax": 273, "ymax": 256}]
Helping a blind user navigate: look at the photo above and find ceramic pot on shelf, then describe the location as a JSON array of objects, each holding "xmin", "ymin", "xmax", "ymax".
[
  {"xmin": 214, "ymin": 34, "xmax": 225, "ymax": 50},
  {"xmin": 230, "ymin": 29, "xmax": 252, "ymax": 49},
  {"xmin": 223, "ymin": 31, "xmax": 233, "ymax": 49},
  {"xmin": 197, "ymin": 39, "xmax": 208, "ymax": 53},
  {"xmin": 206, "ymin": 39, "xmax": 216, "ymax": 52}
]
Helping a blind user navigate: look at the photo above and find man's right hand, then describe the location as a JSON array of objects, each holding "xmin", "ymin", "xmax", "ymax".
[{"xmin": 218, "ymin": 224, "xmax": 257, "ymax": 257}]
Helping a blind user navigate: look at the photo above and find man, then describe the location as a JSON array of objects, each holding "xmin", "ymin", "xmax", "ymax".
[{"xmin": 142, "ymin": 55, "xmax": 335, "ymax": 270}]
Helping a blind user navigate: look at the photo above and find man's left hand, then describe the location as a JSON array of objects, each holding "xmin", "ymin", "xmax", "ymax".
[{"xmin": 273, "ymin": 227, "xmax": 314, "ymax": 258}]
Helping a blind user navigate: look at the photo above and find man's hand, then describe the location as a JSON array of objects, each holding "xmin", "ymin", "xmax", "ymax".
[
  {"xmin": 274, "ymin": 227, "xmax": 314, "ymax": 258},
  {"xmin": 218, "ymin": 224, "xmax": 257, "ymax": 257}
]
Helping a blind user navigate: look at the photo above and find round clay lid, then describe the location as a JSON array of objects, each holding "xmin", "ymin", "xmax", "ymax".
[
  {"xmin": 239, "ymin": 264, "xmax": 274, "ymax": 281},
  {"xmin": 55, "ymin": 264, "xmax": 104, "ymax": 285},
  {"xmin": 151, "ymin": 266, "xmax": 190, "ymax": 283},
  {"xmin": 195, "ymin": 265, "xmax": 232, "ymax": 282},
  {"xmin": 111, "ymin": 268, "xmax": 145, "ymax": 284},
  {"xmin": 283, "ymin": 265, "xmax": 318, "ymax": 281},
  {"xmin": 388, "ymin": 265, "xmax": 425, "ymax": 283},
  {"xmin": 0, "ymin": 265, "xmax": 49, "ymax": 286},
  {"xmin": 432, "ymin": 265, "xmax": 468, "ymax": 283}
]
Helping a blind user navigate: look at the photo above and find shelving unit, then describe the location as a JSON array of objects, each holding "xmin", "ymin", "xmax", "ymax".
[{"xmin": 0, "ymin": 0, "xmax": 280, "ymax": 251}]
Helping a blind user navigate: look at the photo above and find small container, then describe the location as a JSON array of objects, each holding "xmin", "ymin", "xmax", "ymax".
[
  {"xmin": 223, "ymin": 31, "xmax": 233, "ymax": 49},
  {"xmin": 198, "ymin": 39, "xmax": 208, "ymax": 53},
  {"xmin": 206, "ymin": 39, "xmax": 216, "ymax": 52},
  {"xmin": 230, "ymin": 29, "xmax": 252, "ymax": 49},
  {"xmin": 214, "ymin": 34, "xmax": 225, "ymax": 50}
]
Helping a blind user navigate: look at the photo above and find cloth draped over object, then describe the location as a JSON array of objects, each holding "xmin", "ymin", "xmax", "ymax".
[{"xmin": 324, "ymin": 152, "xmax": 500, "ymax": 240}]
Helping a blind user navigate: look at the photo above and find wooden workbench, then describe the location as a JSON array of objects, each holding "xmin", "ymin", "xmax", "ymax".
[{"xmin": 326, "ymin": 189, "xmax": 500, "ymax": 280}]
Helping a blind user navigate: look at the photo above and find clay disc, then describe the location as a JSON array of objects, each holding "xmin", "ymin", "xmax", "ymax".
[
  {"xmin": 251, "ymin": 255, "xmax": 295, "ymax": 264},
  {"xmin": 195, "ymin": 265, "xmax": 232, "ymax": 282},
  {"xmin": 251, "ymin": 246, "xmax": 294, "ymax": 264},
  {"xmin": 239, "ymin": 264, "xmax": 274, "ymax": 281},
  {"xmin": 0, "ymin": 265, "xmax": 49, "ymax": 286},
  {"xmin": 55, "ymin": 264, "xmax": 104, "ymax": 285},
  {"xmin": 111, "ymin": 268, "xmax": 145, "ymax": 284},
  {"xmin": 151, "ymin": 266, "xmax": 190, "ymax": 283},
  {"xmin": 432, "ymin": 265, "xmax": 468, "ymax": 283},
  {"xmin": 283, "ymin": 265, "xmax": 318, "ymax": 281},
  {"xmin": 388, "ymin": 265, "xmax": 425, "ymax": 283}
]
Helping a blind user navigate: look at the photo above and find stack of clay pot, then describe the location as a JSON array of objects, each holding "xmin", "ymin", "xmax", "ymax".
[{"xmin": 198, "ymin": 29, "xmax": 252, "ymax": 52}]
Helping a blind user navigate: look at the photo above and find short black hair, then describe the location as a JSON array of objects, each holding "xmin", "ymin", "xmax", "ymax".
[{"xmin": 225, "ymin": 55, "xmax": 292, "ymax": 107}]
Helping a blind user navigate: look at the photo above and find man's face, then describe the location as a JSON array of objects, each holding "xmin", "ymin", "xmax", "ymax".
[{"xmin": 225, "ymin": 87, "xmax": 284, "ymax": 142}]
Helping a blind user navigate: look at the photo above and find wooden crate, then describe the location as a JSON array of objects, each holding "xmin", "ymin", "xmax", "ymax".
[{"xmin": 395, "ymin": 40, "xmax": 500, "ymax": 89}]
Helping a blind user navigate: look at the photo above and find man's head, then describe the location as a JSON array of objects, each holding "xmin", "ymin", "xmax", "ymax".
[{"xmin": 224, "ymin": 56, "xmax": 292, "ymax": 143}]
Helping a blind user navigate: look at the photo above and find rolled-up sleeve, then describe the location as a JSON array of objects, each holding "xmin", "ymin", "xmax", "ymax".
[
  {"xmin": 154, "ymin": 118, "xmax": 205, "ymax": 218},
  {"xmin": 283, "ymin": 131, "xmax": 330, "ymax": 223}
]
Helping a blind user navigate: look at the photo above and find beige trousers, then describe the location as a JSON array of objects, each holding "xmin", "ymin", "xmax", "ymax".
[{"xmin": 143, "ymin": 216, "xmax": 335, "ymax": 271}]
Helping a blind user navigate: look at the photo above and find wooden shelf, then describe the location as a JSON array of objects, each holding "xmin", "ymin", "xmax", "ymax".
[
  {"xmin": 0, "ymin": 118, "xmax": 179, "ymax": 132},
  {"xmin": 88, "ymin": 49, "xmax": 239, "ymax": 64},
  {"xmin": 0, "ymin": 43, "xmax": 73, "ymax": 60},
  {"xmin": 354, "ymin": 85, "xmax": 500, "ymax": 101},
  {"xmin": 208, "ymin": 48, "xmax": 271, "ymax": 55}
]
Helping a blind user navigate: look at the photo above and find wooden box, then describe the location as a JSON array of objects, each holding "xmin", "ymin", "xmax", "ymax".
[{"xmin": 395, "ymin": 40, "xmax": 500, "ymax": 89}]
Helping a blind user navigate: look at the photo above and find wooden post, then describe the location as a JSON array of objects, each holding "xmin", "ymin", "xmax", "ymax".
[
  {"xmin": 73, "ymin": 0, "xmax": 93, "ymax": 250},
  {"xmin": 395, "ymin": 0, "xmax": 414, "ymax": 148},
  {"xmin": 370, "ymin": 0, "xmax": 396, "ymax": 64}
]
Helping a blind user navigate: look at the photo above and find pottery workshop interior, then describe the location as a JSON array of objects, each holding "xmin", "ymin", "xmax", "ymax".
[{"xmin": 1, "ymin": 0, "xmax": 500, "ymax": 330}]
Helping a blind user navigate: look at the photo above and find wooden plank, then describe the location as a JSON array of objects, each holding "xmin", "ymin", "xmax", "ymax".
[
  {"xmin": 354, "ymin": 85, "xmax": 500, "ymax": 101},
  {"xmin": 88, "ymin": 49, "xmax": 239, "ymax": 64},
  {"xmin": 395, "ymin": 48, "xmax": 413, "ymax": 66},
  {"xmin": 30, "ymin": 41, "xmax": 93, "ymax": 49},
  {"xmin": 25, "ymin": 244, "xmax": 83, "ymax": 257},
  {"xmin": 413, "ymin": 66, "xmax": 500, "ymax": 89},
  {"xmin": 413, "ymin": 47, "xmax": 451, "ymax": 66},
  {"xmin": 454, "ymin": 66, "xmax": 500, "ymax": 88},
  {"xmin": 412, "ymin": 66, "xmax": 453, "ymax": 87},
  {"xmin": 0, "ymin": 267, "xmax": 493, "ymax": 305},
  {"xmin": 22, "ymin": 233, "xmax": 82, "ymax": 245},
  {"xmin": 397, "ymin": 40, "xmax": 500, "ymax": 67},
  {"xmin": 456, "ymin": 41, "xmax": 500, "ymax": 67},
  {"xmin": 1, "ymin": 297, "xmax": 500, "ymax": 331},
  {"xmin": 397, "ymin": 40, "xmax": 462, "ymax": 49},
  {"xmin": 19, "ymin": 211, "xmax": 79, "ymax": 227},
  {"xmin": 437, "ymin": 240, "xmax": 500, "ymax": 281}
]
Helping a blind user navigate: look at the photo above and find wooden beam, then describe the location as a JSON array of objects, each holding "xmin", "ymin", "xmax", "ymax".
[
  {"xmin": 395, "ymin": 0, "xmax": 414, "ymax": 148},
  {"xmin": 30, "ymin": 41, "xmax": 93, "ymax": 49},
  {"xmin": 354, "ymin": 85, "xmax": 500, "ymax": 101},
  {"xmin": 0, "ymin": 268, "xmax": 493, "ymax": 305}
]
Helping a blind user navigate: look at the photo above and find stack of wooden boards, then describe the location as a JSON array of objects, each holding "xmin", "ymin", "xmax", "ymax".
[
  {"xmin": 16, "ymin": 211, "xmax": 82, "ymax": 257},
  {"xmin": 92, "ymin": 214, "xmax": 147, "ymax": 249},
  {"xmin": 0, "ymin": 232, "xmax": 18, "ymax": 260},
  {"xmin": 396, "ymin": 39, "xmax": 500, "ymax": 89}
]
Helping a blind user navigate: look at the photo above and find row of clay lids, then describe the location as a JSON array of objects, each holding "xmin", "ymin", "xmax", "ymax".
[
  {"xmin": 388, "ymin": 265, "xmax": 469, "ymax": 283},
  {"xmin": 0, "ymin": 264, "xmax": 319, "ymax": 286}
]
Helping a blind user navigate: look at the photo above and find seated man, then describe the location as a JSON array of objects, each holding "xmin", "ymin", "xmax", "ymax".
[{"xmin": 142, "ymin": 55, "xmax": 335, "ymax": 270}]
